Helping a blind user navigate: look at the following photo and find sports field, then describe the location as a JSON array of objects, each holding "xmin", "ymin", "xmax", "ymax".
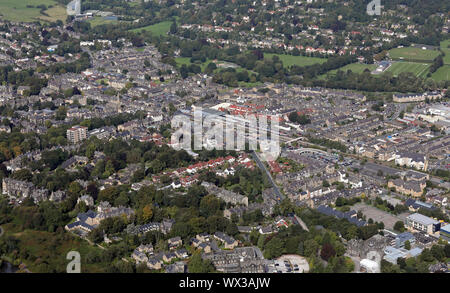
[
  {"xmin": 264, "ymin": 53, "xmax": 327, "ymax": 67},
  {"xmin": 129, "ymin": 21, "xmax": 173, "ymax": 36},
  {"xmin": 388, "ymin": 47, "xmax": 440, "ymax": 62},
  {"xmin": 385, "ymin": 62, "xmax": 430, "ymax": 78},
  {"xmin": 440, "ymin": 40, "xmax": 450, "ymax": 65},
  {"xmin": 319, "ymin": 63, "xmax": 377, "ymax": 78},
  {"xmin": 430, "ymin": 65, "xmax": 450, "ymax": 81},
  {"xmin": 88, "ymin": 16, "xmax": 119, "ymax": 27},
  {"xmin": 0, "ymin": 0, "xmax": 66, "ymax": 23}
]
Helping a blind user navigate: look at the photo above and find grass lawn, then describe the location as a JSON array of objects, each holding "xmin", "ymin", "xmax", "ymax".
[
  {"xmin": 440, "ymin": 39, "xmax": 450, "ymax": 65},
  {"xmin": 39, "ymin": 5, "xmax": 67, "ymax": 23},
  {"xmin": 88, "ymin": 16, "xmax": 120, "ymax": 27},
  {"xmin": 175, "ymin": 57, "xmax": 210, "ymax": 72},
  {"xmin": 388, "ymin": 47, "xmax": 440, "ymax": 62},
  {"xmin": 430, "ymin": 65, "xmax": 450, "ymax": 81},
  {"xmin": 264, "ymin": 53, "xmax": 327, "ymax": 67},
  {"xmin": 0, "ymin": 0, "xmax": 66, "ymax": 22},
  {"xmin": 385, "ymin": 62, "xmax": 431, "ymax": 78},
  {"xmin": 318, "ymin": 63, "xmax": 377, "ymax": 79},
  {"xmin": 129, "ymin": 20, "xmax": 173, "ymax": 36}
]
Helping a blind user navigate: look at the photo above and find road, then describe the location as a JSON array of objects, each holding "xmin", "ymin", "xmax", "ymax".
[
  {"xmin": 293, "ymin": 214, "xmax": 309, "ymax": 232},
  {"xmin": 251, "ymin": 151, "xmax": 284, "ymax": 202}
]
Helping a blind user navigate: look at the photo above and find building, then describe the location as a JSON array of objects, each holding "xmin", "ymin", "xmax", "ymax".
[
  {"xmin": 393, "ymin": 91, "xmax": 442, "ymax": 103},
  {"xmin": 214, "ymin": 232, "xmax": 239, "ymax": 249},
  {"xmin": 168, "ymin": 236, "xmax": 182, "ymax": 250},
  {"xmin": 383, "ymin": 246, "xmax": 423, "ymax": 264},
  {"xmin": 67, "ymin": 125, "xmax": 88, "ymax": 143},
  {"xmin": 406, "ymin": 213, "xmax": 441, "ymax": 235},
  {"xmin": 67, "ymin": 0, "xmax": 81, "ymax": 15},
  {"xmin": 395, "ymin": 232, "xmax": 415, "ymax": 248},
  {"xmin": 360, "ymin": 259, "xmax": 380, "ymax": 273},
  {"xmin": 387, "ymin": 179, "xmax": 425, "ymax": 198},
  {"xmin": 440, "ymin": 224, "xmax": 450, "ymax": 242},
  {"xmin": 394, "ymin": 152, "xmax": 428, "ymax": 171}
]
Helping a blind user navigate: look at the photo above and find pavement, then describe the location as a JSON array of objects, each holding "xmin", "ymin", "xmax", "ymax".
[{"xmin": 352, "ymin": 203, "xmax": 406, "ymax": 230}]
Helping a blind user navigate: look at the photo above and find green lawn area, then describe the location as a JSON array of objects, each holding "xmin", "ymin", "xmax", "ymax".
[
  {"xmin": 175, "ymin": 57, "xmax": 210, "ymax": 71},
  {"xmin": 318, "ymin": 63, "xmax": 377, "ymax": 79},
  {"xmin": 129, "ymin": 20, "xmax": 173, "ymax": 36},
  {"xmin": 440, "ymin": 39, "xmax": 450, "ymax": 65},
  {"xmin": 88, "ymin": 16, "xmax": 120, "ymax": 27},
  {"xmin": 388, "ymin": 47, "xmax": 440, "ymax": 62},
  {"xmin": 430, "ymin": 65, "xmax": 450, "ymax": 81},
  {"xmin": 264, "ymin": 53, "xmax": 327, "ymax": 67},
  {"xmin": 0, "ymin": 0, "xmax": 66, "ymax": 22},
  {"xmin": 385, "ymin": 62, "xmax": 431, "ymax": 78}
]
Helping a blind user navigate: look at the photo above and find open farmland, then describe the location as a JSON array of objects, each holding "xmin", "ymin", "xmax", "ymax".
[
  {"xmin": 0, "ymin": 0, "xmax": 66, "ymax": 23},
  {"xmin": 388, "ymin": 47, "xmax": 440, "ymax": 62},
  {"xmin": 385, "ymin": 62, "xmax": 430, "ymax": 78}
]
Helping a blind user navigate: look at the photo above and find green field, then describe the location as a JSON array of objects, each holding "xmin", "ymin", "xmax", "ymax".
[
  {"xmin": 264, "ymin": 53, "xmax": 327, "ymax": 67},
  {"xmin": 431, "ymin": 65, "xmax": 450, "ymax": 81},
  {"xmin": 319, "ymin": 63, "xmax": 377, "ymax": 78},
  {"xmin": 385, "ymin": 62, "xmax": 431, "ymax": 78},
  {"xmin": 440, "ymin": 40, "xmax": 450, "ymax": 65},
  {"xmin": 0, "ymin": 0, "xmax": 66, "ymax": 22},
  {"xmin": 129, "ymin": 20, "xmax": 173, "ymax": 36},
  {"xmin": 175, "ymin": 57, "xmax": 210, "ymax": 71},
  {"xmin": 88, "ymin": 16, "xmax": 120, "ymax": 27},
  {"xmin": 388, "ymin": 47, "xmax": 440, "ymax": 62}
]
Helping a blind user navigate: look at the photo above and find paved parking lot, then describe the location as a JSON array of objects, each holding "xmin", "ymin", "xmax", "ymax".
[
  {"xmin": 274, "ymin": 255, "xmax": 309, "ymax": 273},
  {"xmin": 352, "ymin": 203, "xmax": 406, "ymax": 230}
]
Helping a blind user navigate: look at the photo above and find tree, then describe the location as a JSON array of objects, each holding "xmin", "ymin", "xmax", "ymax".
[
  {"xmin": 394, "ymin": 221, "xmax": 405, "ymax": 232},
  {"xmin": 263, "ymin": 237, "xmax": 284, "ymax": 259},
  {"xmin": 141, "ymin": 205, "xmax": 153, "ymax": 223},
  {"xmin": 304, "ymin": 239, "xmax": 319, "ymax": 257},
  {"xmin": 169, "ymin": 20, "xmax": 178, "ymax": 34},
  {"xmin": 86, "ymin": 182, "xmax": 99, "ymax": 200},
  {"xmin": 89, "ymin": 228, "xmax": 104, "ymax": 244},
  {"xmin": 320, "ymin": 243, "xmax": 336, "ymax": 261},
  {"xmin": 404, "ymin": 240, "xmax": 411, "ymax": 250},
  {"xmin": 188, "ymin": 251, "xmax": 215, "ymax": 273}
]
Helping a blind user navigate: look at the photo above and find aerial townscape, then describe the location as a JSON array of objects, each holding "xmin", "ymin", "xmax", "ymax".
[{"xmin": 0, "ymin": 0, "xmax": 449, "ymax": 276}]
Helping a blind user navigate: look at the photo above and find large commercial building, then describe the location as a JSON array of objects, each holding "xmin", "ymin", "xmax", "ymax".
[
  {"xmin": 406, "ymin": 213, "xmax": 441, "ymax": 235},
  {"xmin": 67, "ymin": 125, "xmax": 88, "ymax": 144}
]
